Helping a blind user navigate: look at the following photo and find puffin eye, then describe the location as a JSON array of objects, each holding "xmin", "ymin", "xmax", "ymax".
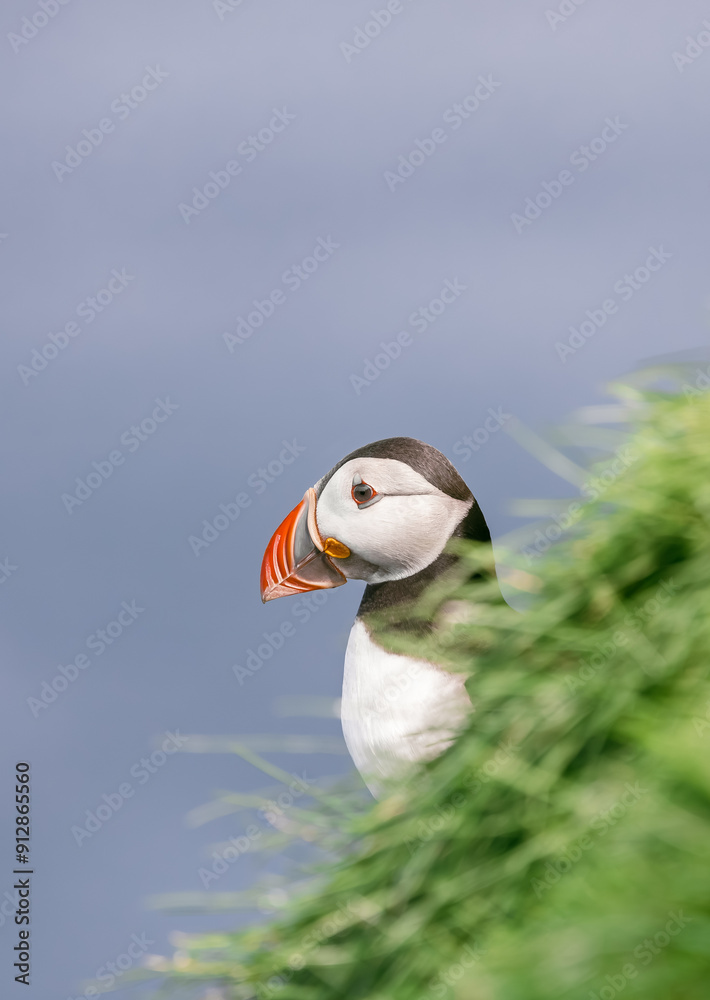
[
  {"xmin": 352, "ymin": 483, "xmax": 374, "ymax": 503},
  {"xmin": 351, "ymin": 475, "xmax": 380, "ymax": 508}
]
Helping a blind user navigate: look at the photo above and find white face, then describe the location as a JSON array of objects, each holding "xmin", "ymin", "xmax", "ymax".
[{"xmin": 314, "ymin": 457, "xmax": 473, "ymax": 584}]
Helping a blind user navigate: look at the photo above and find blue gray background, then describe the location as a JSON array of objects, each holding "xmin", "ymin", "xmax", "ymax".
[{"xmin": 1, "ymin": 0, "xmax": 708, "ymax": 996}]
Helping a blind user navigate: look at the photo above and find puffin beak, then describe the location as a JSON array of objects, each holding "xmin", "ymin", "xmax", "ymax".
[{"xmin": 260, "ymin": 488, "xmax": 350, "ymax": 603}]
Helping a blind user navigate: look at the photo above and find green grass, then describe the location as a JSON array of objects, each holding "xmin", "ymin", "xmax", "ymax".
[{"xmin": 149, "ymin": 377, "xmax": 710, "ymax": 1000}]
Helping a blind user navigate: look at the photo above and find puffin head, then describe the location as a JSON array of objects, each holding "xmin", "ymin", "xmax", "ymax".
[{"xmin": 260, "ymin": 437, "xmax": 488, "ymax": 602}]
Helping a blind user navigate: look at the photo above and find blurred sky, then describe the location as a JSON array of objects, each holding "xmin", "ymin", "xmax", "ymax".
[{"xmin": 1, "ymin": 0, "xmax": 709, "ymax": 996}]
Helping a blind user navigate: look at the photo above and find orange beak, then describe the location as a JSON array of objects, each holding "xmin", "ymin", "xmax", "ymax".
[{"xmin": 260, "ymin": 488, "xmax": 350, "ymax": 602}]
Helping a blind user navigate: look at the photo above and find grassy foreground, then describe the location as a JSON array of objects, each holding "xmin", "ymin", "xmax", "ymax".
[{"xmin": 156, "ymin": 381, "xmax": 710, "ymax": 1000}]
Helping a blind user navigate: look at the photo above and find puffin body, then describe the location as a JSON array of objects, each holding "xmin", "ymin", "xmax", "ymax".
[
  {"xmin": 260, "ymin": 437, "xmax": 494, "ymax": 795},
  {"xmin": 340, "ymin": 619, "xmax": 471, "ymax": 790}
]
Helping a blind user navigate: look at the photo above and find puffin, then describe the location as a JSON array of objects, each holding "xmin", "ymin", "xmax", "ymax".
[{"xmin": 260, "ymin": 437, "xmax": 495, "ymax": 795}]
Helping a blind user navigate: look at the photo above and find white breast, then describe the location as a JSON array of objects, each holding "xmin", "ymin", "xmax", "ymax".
[{"xmin": 340, "ymin": 618, "xmax": 471, "ymax": 795}]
